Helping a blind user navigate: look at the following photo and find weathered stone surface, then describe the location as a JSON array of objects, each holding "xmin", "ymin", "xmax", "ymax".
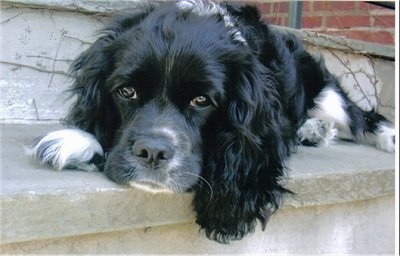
[
  {"xmin": 1, "ymin": 7, "xmax": 103, "ymax": 121},
  {"xmin": 0, "ymin": 123, "xmax": 395, "ymax": 246},
  {"xmin": 1, "ymin": 195, "xmax": 395, "ymax": 254}
]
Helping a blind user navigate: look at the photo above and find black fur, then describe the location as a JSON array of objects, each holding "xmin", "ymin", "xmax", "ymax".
[{"xmin": 31, "ymin": 1, "xmax": 393, "ymax": 243}]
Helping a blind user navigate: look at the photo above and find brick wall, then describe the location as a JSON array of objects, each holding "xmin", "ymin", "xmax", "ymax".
[{"xmin": 257, "ymin": 1, "xmax": 395, "ymax": 45}]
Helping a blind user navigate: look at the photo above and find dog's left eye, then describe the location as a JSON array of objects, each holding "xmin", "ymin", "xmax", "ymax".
[
  {"xmin": 190, "ymin": 96, "xmax": 211, "ymax": 108},
  {"xmin": 118, "ymin": 86, "xmax": 138, "ymax": 100}
]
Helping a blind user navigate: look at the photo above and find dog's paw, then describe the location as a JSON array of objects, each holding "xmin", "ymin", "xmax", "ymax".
[
  {"xmin": 25, "ymin": 129, "xmax": 104, "ymax": 171},
  {"xmin": 375, "ymin": 126, "xmax": 395, "ymax": 153},
  {"xmin": 297, "ymin": 118, "xmax": 337, "ymax": 147}
]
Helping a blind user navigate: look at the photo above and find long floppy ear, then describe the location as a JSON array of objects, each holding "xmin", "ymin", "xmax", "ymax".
[
  {"xmin": 63, "ymin": 7, "xmax": 155, "ymax": 150},
  {"xmin": 63, "ymin": 38, "xmax": 118, "ymax": 150},
  {"xmin": 194, "ymin": 55, "xmax": 295, "ymax": 243}
]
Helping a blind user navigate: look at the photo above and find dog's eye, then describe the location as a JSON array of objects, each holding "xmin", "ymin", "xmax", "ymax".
[
  {"xmin": 118, "ymin": 86, "xmax": 138, "ymax": 100},
  {"xmin": 190, "ymin": 96, "xmax": 211, "ymax": 108}
]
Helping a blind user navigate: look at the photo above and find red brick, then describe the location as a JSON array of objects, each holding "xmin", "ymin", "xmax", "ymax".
[
  {"xmin": 256, "ymin": 3, "xmax": 273, "ymax": 15},
  {"xmin": 301, "ymin": 1, "xmax": 313, "ymax": 12},
  {"xmin": 358, "ymin": 2, "xmax": 388, "ymax": 11},
  {"xmin": 301, "ymin": 16, "xmax": 323, "ymax": 28},
  {"xmin": 264, "ymin": 15, "xmax": 288, "ymax": 26},
  {"xmin": 344, "ymin": 30, "xmax": 371, "ymax": 41},
  {"xmin": 373, "ymin": 15, "xmax": 395, "ymax": 27},
  {"xmin": 323, "ymin": 30, "xmax": 394, "ymax": 45},
  {"xmin": 279, "ymin": 16, "xmax": 288, "ymax": 27},
  {"xmin": 314, "ymin": 1, "xmax": 356, "ymax": 11},
  {"xmin": 327, "ymin": 15, "xmax": 371, "ymax": 28},
  {"xmin": 351, "ymin": 30, "xmax": 394, "ymax": 45},
  {"xmin": 271, "ymin": 2, "xmax": 289, "ymax": 13},
  {"xmin": 263, "ymin": 16, "xmax": 280, "ymax": 26}
]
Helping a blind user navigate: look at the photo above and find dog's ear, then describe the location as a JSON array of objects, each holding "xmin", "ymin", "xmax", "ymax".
[
  {"xmin": 194, "ymin": 54, "xmax": 294, "ymax": 243},
  {"xmin": 63, "ymin": 7, "xmax": 155, "ymax": 150},
  {"xmin": 63, "ymin": 37, "xmax": 117, "ymax": 150}
]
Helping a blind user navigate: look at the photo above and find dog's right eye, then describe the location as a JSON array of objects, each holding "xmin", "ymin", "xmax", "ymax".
[
  {"xmin": 190, "ymin": 95, "xmax": 211, "ymax": 108},
  {"xmin": 118, "ymin": 86, "xmax": 138, "ymax": 100}
]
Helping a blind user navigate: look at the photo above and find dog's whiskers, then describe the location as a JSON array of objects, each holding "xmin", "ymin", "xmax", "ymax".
[{"xmin": 181, "ymin": 171, "xmax": 213, "ymax": 201}]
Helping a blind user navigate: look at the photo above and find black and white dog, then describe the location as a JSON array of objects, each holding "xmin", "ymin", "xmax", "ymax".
[{"xmin": 27, "ymin": 0, "xmax": 395, "ymax": 243}]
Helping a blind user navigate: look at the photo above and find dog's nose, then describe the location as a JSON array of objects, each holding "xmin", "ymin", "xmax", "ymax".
[{"xmin": 132, "ymin": 139, "xmax": 175, "ymax": 169}]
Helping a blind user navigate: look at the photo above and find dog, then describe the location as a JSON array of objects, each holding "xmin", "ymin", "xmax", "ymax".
[{"xmin": 27, "ymin": 0, "xmax": 395, "ymax": 243}]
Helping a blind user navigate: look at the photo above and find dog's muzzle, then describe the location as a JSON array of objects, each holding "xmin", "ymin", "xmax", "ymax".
[{"xmin": 104, "ymin": 102, "xmax": 203, "ymax": 193}]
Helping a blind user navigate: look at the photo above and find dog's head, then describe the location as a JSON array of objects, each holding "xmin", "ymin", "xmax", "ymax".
[{"xmin": 65, "ymin": 1, "xmax": 292, "ymax": 243}]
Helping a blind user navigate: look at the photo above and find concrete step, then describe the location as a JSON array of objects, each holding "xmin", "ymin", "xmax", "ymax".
[{"xmin": 0, "ymin": 123, "xmax": 395, "ymax": 254}]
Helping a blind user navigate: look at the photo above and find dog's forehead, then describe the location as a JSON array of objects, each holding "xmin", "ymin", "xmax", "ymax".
[
  {"xmin": 130, "ymin": 1, "xmax": 246, "ymax": 47},
  {"xmin": 116, "ymin": 13, "xmax": 229, "ymax": 80},
  {"xmin": 114, "ymin": 9, "xmax": 223, "ymax": 69},
  {"xmin": 108, "ymin": 2, "xmax": 242, "ymax": 107},
  {"xmin": 175, "ymin": 0, "xmax": 247, "ymax": 44}
]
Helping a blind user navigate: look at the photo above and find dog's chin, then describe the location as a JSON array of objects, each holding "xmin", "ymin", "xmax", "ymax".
[{"xmin": 129, "ymin": 181, "xmax": 175, "ymax": 194}]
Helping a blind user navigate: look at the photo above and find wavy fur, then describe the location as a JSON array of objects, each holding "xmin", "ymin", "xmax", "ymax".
[{"xmin": 29, "ymin": 0, "xmax": 395, "ymax": 244}]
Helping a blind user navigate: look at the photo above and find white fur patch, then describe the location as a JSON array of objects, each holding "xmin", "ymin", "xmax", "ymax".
[
  {"xmin": 297, "ymin": 118, "xmax": 338, "ymax": 147},
  {"xmin": 176, "ymin": 0, "xmax": 247, "ymax": 44},
  {"xmin": 176, "ymin": 0, "xmax": 221, "ymax": 16},
  {"xmin": 309, "ymin": 88, "xmax": 350, "ymax": 129},
  {"xmin": 153, "ymin": 127, "xmax": 180, "ymax": 146},
  {"xmin": 365, "ymin": 124, "xmax": 396, "ymax": 153},
  {"xmin": 25, "ymin": 129, "xmax": 103, "ymax": 171},
  {"xmin": 151, "ymin": 127, "xmax": 184, "ymax": 175}
]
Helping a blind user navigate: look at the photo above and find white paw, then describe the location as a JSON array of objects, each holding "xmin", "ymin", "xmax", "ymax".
[
  {"xmin": 376, "ymin": 126, "xmax": 395, "ymax": 153},
  {"xmin": 25, "ymin": 129, "xmax": 104, "ymax": 171},
  {"xmin": 297, "ymin": 118, "xmax": 337, "ymax": 147}
]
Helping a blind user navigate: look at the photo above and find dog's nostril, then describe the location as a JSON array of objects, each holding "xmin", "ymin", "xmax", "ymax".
[
  {"xmin": 132, "ymin": 139, "xmax": 174, "ymax": 167},
  {"xmin": 157, "ymin": 149, "xmax": 174, "ymax": 160},
  {"xmin": 136, "ymin": 149, "xmax": 149, "ymax": 159}
]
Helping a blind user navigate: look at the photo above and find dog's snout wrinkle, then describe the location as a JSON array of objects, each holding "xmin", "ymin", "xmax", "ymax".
[{"xmin": 131, "ymin": 138, "xmax": 175, "ymax": 169}]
